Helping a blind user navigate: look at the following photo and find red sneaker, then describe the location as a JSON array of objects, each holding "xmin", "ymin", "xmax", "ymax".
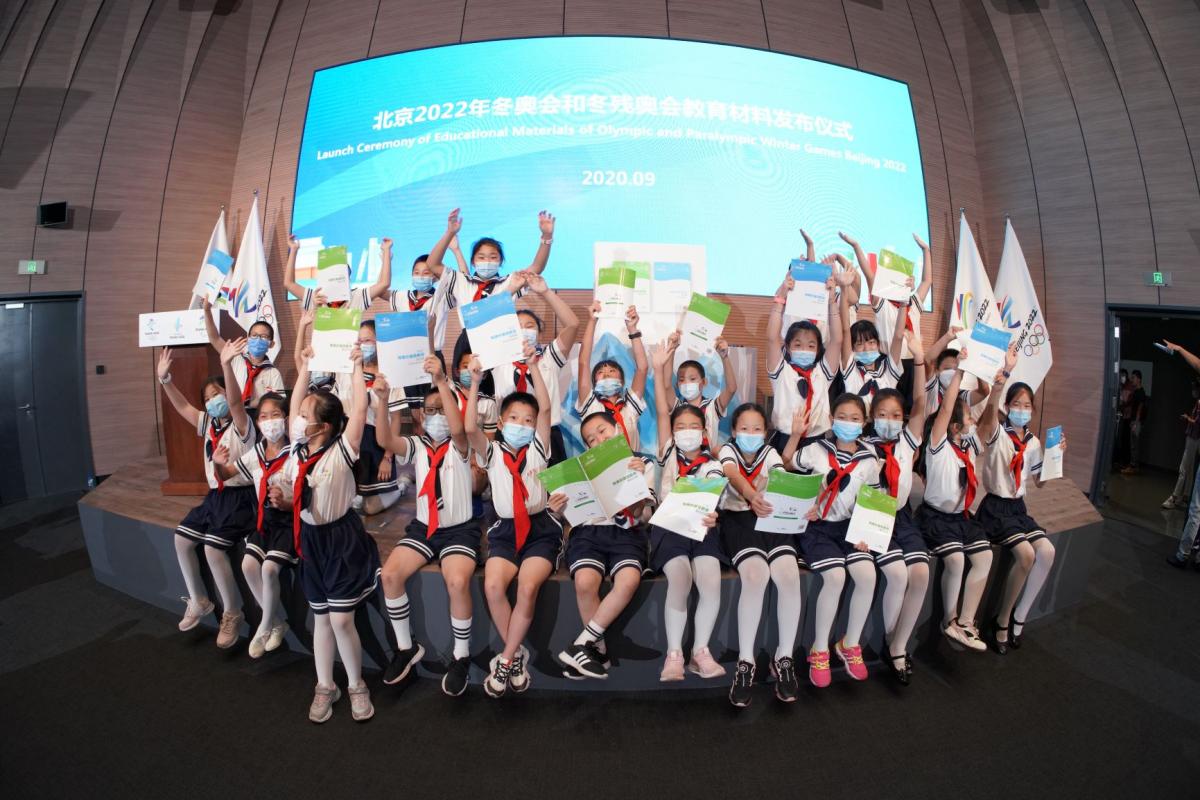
[
  {"xmin": 807, "ymin": 649, "xmax": 832, "ymax": 688},
  {"xmin": 835, "ymin": 639, "xmax": 869, "ymax": 681}
]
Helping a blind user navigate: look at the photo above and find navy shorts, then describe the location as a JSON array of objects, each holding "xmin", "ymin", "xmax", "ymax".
[
  {"xmin": 719, "ymin": 509, "xmax": 798, "ymax": 568},
  {"xmin": 245, "ymin": 508, "xmax": 299, "ymax": 566},
  {"xmin": 176, "ymin": 486, "xmax": 257, "ymax": 551},
  {"xmin": 976, "ymin": 494, "xmax": 1046, "ymax": 548},
  {"xmin": 397, "ymin": 517, "xmax": 481, "ymax": 564},
  {"xmin": 299, "ymin": 511, "xmax": 381, "ymax": 615},
  {"xmin": 566, "ymin": 524, "xmax": 647, "ymax": 577},
  {"xmin": 799, "ymin": 518, "xmax": 875, "ymax": 572},
  {"xmin": 649, "ymin": 524, "xmax": 727, "ymax": 572},
  {"xmin": 354, "ymin": 423, "xmax": 398, "ymax": 499},
  {"xmin": 486, "ymin": 511, "xmax": 564, "ymax": 567},
  {"xmin": 876, "ymin": 506, "xmax": 930, "ymax": 567},
  {"xmin": 917, "ymin": 505, "xmax": 991, "ymax": 557}
]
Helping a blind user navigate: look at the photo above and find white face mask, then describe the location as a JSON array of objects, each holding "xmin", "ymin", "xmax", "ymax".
[
  {"xmin": 674, "ymin": 429, "xmax": 704, "ymax": 453},
  {"xmin": 259, "ymin": 418, "xmax": 286, "ymax": 443},
  {"xmin": 290, "ymin": 417, "xmax": 311, "ymax": 446},
  {"xmin": 938, "ymin": 369, "xmax": 956, "ymax": 389},
  {"xmin": 678, "ymin": 381, "xmax": 701, "ymax": 401}
]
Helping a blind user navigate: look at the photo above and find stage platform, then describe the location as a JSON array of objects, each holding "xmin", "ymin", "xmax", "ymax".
[{"xmin": 79, "ymin": 456, "xmax": 1103, "ymax": 691}]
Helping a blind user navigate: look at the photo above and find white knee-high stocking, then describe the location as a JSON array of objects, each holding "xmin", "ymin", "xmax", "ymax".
[
  {"xmin": 691, "ymin": 556, "xmax": 722, "ymax": 652},
  {"xmin": 769, "ymin": 557, "xmax": 802, "ymax": 658},
  {"xmin": 735, "ymin": 559, "xmax": 770, "ymax": 663},
  {"xmin": 662, "ymin": 557, "xmax": 694, "ymax": 653},
  {"xmin": 812, "ymin": 567, "xmax": 846, "ymax": 653},
  {"xmin": 843, "ymin": 560, "xmax": 877, "ymax": 648}
]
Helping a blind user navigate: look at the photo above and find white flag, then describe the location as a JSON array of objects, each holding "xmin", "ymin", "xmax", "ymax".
[
  {"xmin": 995, "ymin": 219, "xmax": 1052, "ymax": 393},
  {"xmin": 220, "ymin": 196, "xmax": 281, "ymax": 361},
  {"xmin": 949, "ymin": 211, "xmax": 1001, "ymax": 335},
  {"xmin": 189, "ymin": 210, "xmax": 231, "ymax": 308}
]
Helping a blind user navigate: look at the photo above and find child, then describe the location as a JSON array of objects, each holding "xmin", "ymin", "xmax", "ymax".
[
  {"xmin": 651, "ymin": 346, "xmax": 726, "ymax": 681},
  {"xmin": 840, "ymin": 290, "xmax": 906, "ymax": 400},
  {"xmin": 489, "ymin": 271, "xmax": 579, "ymax": 464},
  {"xmin": 156, "ymin": 347, "xmax": 254, "ymax": 649},
  {"xmin": 977, "ymin": 373, "xmax": 1061, "ymax": 654},
  {"xmin": 766, "ymin": 270, "xmax": 843, "ymax": 451},
  {"xmin": 866, "ymin": 330, "xmax": 930, "ymax": 684},
  {"xmin": 201, "ymin": 297, "xmax": 284, "ymax": 410},
  {"xmin": 451, "ymin": 332, "xmax": 499, "ymax": 439},
  {"xmin": 378, "ymin": 245, "xmax": 460, "ymax": 404},
  {"xmin": 211, "ymin": 341, "xmax": 296, "ymax": 659},
  {"xmin": 428, "ymin": 208, "xmax": 555, "ymax": 309},
  {"xmin": 784, "ymin": 394, "xmax": 881, "ymax": 688},
  {"xmin": 554, "ymin": 411, "xmax": 657, "ymax": 680},
  {"xmin": 793, "ymin": 228, "xmax": 861, "ymax": 344},
  {"xmin": 373, "ymin": 356, "xmax": 478, "ymax": 695},
  {"xmin": 719, "ymin": 403, "xmax": 801, "ymax": 707},
  {"xmin": 658, "ymin": 329, "xmax": 737, "ymax": 447},
  {"xmin": 466, "ymin": 350, "xmax": 563, "ymax": 698},
  {"xmin": 916, "ymin": 361, "xmax": 1001, "ymax": 653},
  {"xmin": 576, "ymin": 302, "xmax": 648, "ymax": 453},
  {"xmin": 284, "ymin": 233, "xmax": 392, "ymax": 311},
  {"xmin": 294, "ymin": 309, "xmax": 335, "ymax": 393},
  {"xmin": 844, "ymin": 230, "xmax": 933, "ymax": 361},
  {"xmin": 924, "ymin": 326, "xmax": 991, "ymax": 414},
  {"xmin": 281, "ymin": 345, "xmax": 380, "ymax": 723}
]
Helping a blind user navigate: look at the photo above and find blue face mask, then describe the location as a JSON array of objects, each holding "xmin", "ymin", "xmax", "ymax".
[
  {"xmin": 423, "ymin": 413, "xmax": 450, "ymax": 442},
  {"xmin": 206, "ymin": 395, "xmax": 229, "ymax": 420},
  {"xmin": 521, "ymin": 329, "xmax": 539, "ymax": 349},
  {"xmin": 503, "ymin": 422, "xmax": 535, "ymax": 448},
  {"xmin": 246, "ymin": 337, "xmax": 270, "ymax": 359},
  {"xmin": 735, "ymin": 432, "xmax": 764, "ymax": 453},
  {"xmin": 360, "ymin": 343, "xmax": 377, "ymax": 363},
  {"xmin": 873, "ymin": 418, "xmax": 903, "ymax": 440},
  {"xmin": 595, "ymin": 378, "xmax": 623, "ymax": 397},
  {"xmin": 1008, "ymin": 409, "xmax": 1032, "ymax": 428},
  {"xmin": 789, "ymin": 350, "xmax": 816, "ymax": 369},
  {"xmin": 854, "ymin": 349, "xmax": 879, "ymax": 366},
  {"xmin": 458, "ymin": 370, "xmax": 473, "ymax": 388},
  {"xmin": 832, "ymin": 420, "xmax": 864, "ymax": 442},
  {"xmin": 412, "ymin": 275, "xmax": 434, "ymax": 292},
  {"xmin": 474, "ymin": 261, "xmax": 500, "ymax": 280},
  {"xmin": 310, "ymin": 370, "xmax": 333, "ymax": 388},
  {"xmin": 678, "ymin": 381, "xmax": 701, "ymax": 401}
]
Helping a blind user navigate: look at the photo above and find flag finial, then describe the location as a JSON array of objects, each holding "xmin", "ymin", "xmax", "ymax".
[
  {"xmin": 253, "ymin": 188, "xmax": 259, "ymax": 196},
  {"xmin": 959, "ymin": 206, "xmax": 966, "ymax": 214}
]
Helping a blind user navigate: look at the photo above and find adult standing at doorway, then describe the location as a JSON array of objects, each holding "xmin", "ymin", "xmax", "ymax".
[
  {"xmin": 1161, "ymin": 342, "xmax": 1200, "ymax": 568},
  {"xmin": 1114, "ymin": 369, "xmax": 1131, "ymax": 470},
  {"xmin": 1120, "ymin": 371, "xmax": 1147, "ymax": 475},
  {"xmin": 1162, "ymin": 378, "xmax": 1200, "ymax": 510}
]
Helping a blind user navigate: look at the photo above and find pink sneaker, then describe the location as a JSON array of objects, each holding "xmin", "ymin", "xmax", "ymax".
[
  {"xmin": 177, "ymin": 597, "xmax": 214, "ymax": 632},
  {"xmin": 807, "ymin": 649, "xmax": 832, "ymax": 688},
  {"xmin": 835, "ymin": 639, "xmax": 868, "ymax": 681},
  {"xmin": 659, "ymin": 650, "xmax": 685, "ymax": 682},
  {"xmin": 687, "ymin": 646, "xmax": 727, "ymax": 678}
]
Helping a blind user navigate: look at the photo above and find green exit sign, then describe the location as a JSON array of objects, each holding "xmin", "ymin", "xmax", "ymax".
[
  {"xmin": 17, "ymin": 259, "xmax": 45, "ymax": 275},
  {"xmin": 1146, "ymin": 270, "xmax": 1172, "ymax": 287}
]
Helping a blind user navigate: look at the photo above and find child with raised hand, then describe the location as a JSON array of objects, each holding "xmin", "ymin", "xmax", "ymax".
[
  {"xmin": 576, "ymin": 302, "xmax": 649, "ymax": 452},
  {"xmin": 840, "ymin": 289, "xmax": 906, "ymax": 401},
  {"xmin": 925, "ymin": 325, "xmax": 991, "ymax": 414},
  {"xmin": 766, "ymin": 269, "xmax": 843, "ymax": 451},
  {"xmin": 719, "ymin": 403, "xmax": 801, "ymax": 707},
  {"xmin": 490, "ymin": 270, "xmax": 580, "ymax": 464},
  {"xmin": 650, "ymin": 342, "xmax": 726, "ymax": 681},
  {"xmin": 294, "ymin": 308, "xmax": 335, "ymax": 392},
  {"xmin": 845, "ymin": 230, "xmax": 934, "ymax": 357},
  {"xmin": 284, "ymin": 233, "xmax": 391, "ymax": 311},
  {"xmin": 282, "ymin": 344, "xmax": 380, "ymax": 723},
  {"xmin": 976, "ymin": 347, "xmax": 1060, "ymax": 654},
  {"xmin": 467, "ymin": 348, "xmax": 562, "ymax": 698},
  {"xmin": 866, "ymin": 329, "xmax": 930, "ymax": 685},
  {"xmin": 783, "ymin": 393, "xmax": 881, "ymax": 688},
  {"xmin": 659, "ymin": 329, "xmax": 737, "ymax": 447},
  {"xmin": 201, "ymin": 297, "xmax": 284, "ymax": 411},
  {"xmin": 157, "ymin": 346, "xmax": 255, "ymax": 649},
  {"xmin": 916, "ymin": 353, "xmax": 998, "ymax": 654},
  {"xmin": 212, "ymin": 338, "xmax": 295, "ymax": 659},
  {"xmin": 429, "ymin": 208, "xmax": 556, "ymax": 309},
  {"xmin": 371, "ymin": 355, "xmax": 478, "ymax": 696}
]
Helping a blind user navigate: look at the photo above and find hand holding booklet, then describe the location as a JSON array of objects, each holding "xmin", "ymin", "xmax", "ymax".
[
  {"xmin": 1040, "ymin": 426, "xmax": 1064, "ymax": 481},
  {"xmin": 375, "ymin": 310, "xmax": 430, "ymax": 388},
  {"xmin": 755, "ymin": 471, "xmax": 823, "ymax": 533},
  {"xmin": 846, "ymin": 485, "xmax": 897, "ymax": 554},
  {"xmin": 649, "ymin": 476, "xmax": 728, "ymax": 541},
  {"xmin": 538, "ymin": 436, "xmax": 652, "ymax": 525},
  {"xmin": 316, "ymin": 245, "xmax": 352, "ymax": 305},
  {"xmin": 310, "ymin": 307, "xmax": 362, "ymax": 373},
  {"xmin": 461, "ymin": 292, "xmax": 524, "ymax": 371},
  {"xmin": 872, "ymin": 249, "xmax": 915, "ymax": 302},
  {"xmin": 958, "ymin": 322, "xmax": 1013, "ymax": 383},
  {"xmin": 596, "ymin": 265, "xmax": 636, "ymax": 318},
  {"xmin": 784, "ymin": 260, "xmax": 832, "ymax": 323},
  {"xmin": 678, "ymin": 293, "xmax": 731, "ymax": 355}
]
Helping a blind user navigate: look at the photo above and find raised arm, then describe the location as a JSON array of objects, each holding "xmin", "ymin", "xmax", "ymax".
[
  {"xmin": 906, "ymin": 329, "xmax": 928, "ymax": 436},
  {"xmin": 283, "ymin": 234, "xmax": 306, "ymax": 302},
  {"xmin": 824, "ymin": 276, "xmax": 843, "ymax": 375},
  {"xmin": 767, "ymin": 272, "xmax": 792, "ymax": 359},
  {"xmin": 799, "ymin": 227, "xmax": 815, "ymax": 262},
  {"xmin": 1165, "ymin": 340, "xmax": 1200, "ymax": 375},
  {"xmin": 528, "ymin": 211, "xmax": 555, "ymax": 275},
  {"xmin": 628, "ymin": 306, "xmax": 648, "ymax": 398},
  {"xmin": 577, "ymin": 299, "xmax": 601, "ymax": 400},
  {"xmin": 927, "ymin": 325, "xmax": 963, "ymax": 375},
  {"xmin": 781, "ymin": 405, "xmax": 811, "ymax": 466},
  {"xmin": 290, "ymin": 344, "xmax": 312, "ymax": 429},
  {"xmin": 199, "ymin": 296, "xmax": 225, "ymax": 352},
  {"xmin": 342, "ymin": 348, "xmax": 368, "ymax": 453},
  {"xmin": 913, "ymin": 233, "xmax": 933, "ymax": 305},
  {"xmin": 294, "ymin": 308, "xmax": 315, "ymax": 375},
  {"xmin": 463, "ymin": 356, "xmax": 489, "ymax": 456},
  {"xmin": 526, "ymin": 272, "xmax": 579, "ymax": 355},
  {"xmin": 368, "ymin": 376, "xmax": 409, "ymax": 458},
  {"xmin": 219, "ymin": 338, "xmax": 251, "ymax": 439},
  {"xmin": 715, "ymin": 336, "xmax": 738, "ymax": 410},
  {"xmin": 653, "ymin": 336, "xmax": 679, "ymax": 453},
  {"xmin": 888, "ymin": 296, "xmax": 909, "ymax": 364},
  {"xmin": 527, "ymin": 344, "xmax": 553, "ymax": 444},
  {"xmin": 977, "ymin": 343, "xmax": 1020, "ymax": 444},
  {"xmin": 427, "ymin": 354, "xmax": 466, "ymax": 453},
  {"xmin": 156, "ymin": 348, "xmax": 202, "ymax": 429},
  {"xmin": 839, "ymin": 230, "xmax": 875, "ymax": 288},
  {"xmin": 931, "ymin": 368, "xmax": 964, "ymax": 445},
  {"xmin": 426, "ymin": 208, "xmax": 462, "ymax": 279},
  {"xmin": 839, "ymin": 283, "xmax": 853, "ymax": 369},
  {"xmin": 367, "ymin": 237, "xmax": 393, "ymax": 302}
]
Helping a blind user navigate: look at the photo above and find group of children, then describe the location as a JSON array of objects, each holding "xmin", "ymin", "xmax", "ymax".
[{"xmin": 161, "ymin": 213, "xmax": 1064, "ymax": 721}]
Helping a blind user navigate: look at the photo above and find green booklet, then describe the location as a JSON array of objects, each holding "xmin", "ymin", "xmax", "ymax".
[
  {"xmin": 538, "ymin": 435, "xmax": 651, "ymax": 525},
  {"xmin": 595, "ymin": 265, "xmax": 637, "ymax": 319},
  {"xmin": 874, "ymin": 249, "xmax": 915, "ymax": 302},
  {"xmin": 755, "ymin": 471, "xmax": 823, "ymax": 533},
  {"xmin": 678, "ymin": 293, "xmax": 731, "ymax": 355},
  {"xmin": 846, "ymin": 484, "xmax": 897, "ymax": 553},
  {"xmin": 310, "ymin": 306, "xmax": 362, "ymax": 373},
  {"xmin": 317, "ymin": 245, "xmax": 352, "ymax": 304},
  {"xmin": 649, "ymin": 476, "xmax": 728, "ymax": 541}
]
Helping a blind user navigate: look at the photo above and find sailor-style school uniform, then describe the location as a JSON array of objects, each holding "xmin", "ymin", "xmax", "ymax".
[
  {"xmin": 453, "ymin": 384, "xmax": 499, "ymax": 437},
  {"xmin": 842, "ymin": 354, "xmax": 902, "ymax": 400},
  {"xmin": 718, "ymin": 443, "xmax": 792, "ymax": 567},
  {"xmin": 767, "ymin": 352, "xmax": 835, "ymax": 451},
  {"xmin": 671, "ymin": 396, "xmax": 728, "ymax": 449},
  {"xmin": 868, "ymin": 429, "xmax": 929, "ymax": 566},
  {"xmin": 492, "ymin": 340, "xmax": 569, "ymax": 461},
  {"xmin": 791, "ymin": 437, "xmax": 882, "ymax": 572},
  {"xmin": 872, "ymin": 294, "xmax": 921, "ymax": 361},
  {"xmin": 176, "ymin": 412, "xmax": 257, "ymax": 551},
  {"xmin": 282, "ymin": 435, "xmax": 381, "ymax": 614},
  {"xmin": 394, "ymin": 435, "xmax": 479, "ymax": 563},
  {"xmin": 480, "ymin": 435, "xmax": 563, "ymax": 565},
  {"xmin": 916, "ymin": 430, "xmax": 990, "ymax": 557},
  {"xmin": 441, "ymin": 269, "xmax": 528, "ymax": 311},
  {"xmin": 577, "ymin": 389, "xmax": 646, "ymax": 454},
  {"xmin": 649, "ymin": 442, "xmax": 727, "ymax": 572},
  {"xmin": 234, "ymin": 441, "xmax": 299, "ymax": 566},
  {"xmin": 334, "ymin": 371, "xmax": 404, "ymax": 503},
  {"xmin": 976, "ymin": 423, "xmax": 1046, "ymax": 548},
  {"xmin": 231, "ymin": 355, "xmax": 284, "ymax": 409},
  {"xmin": 300, "ymin": 285, "xmax": 374, "ymax": 312},
  {"xmin": 924, "ymin": 376, "xmax": 971, "ymax": 416},
  {"xmin": 566, "ymin": 454, "xmax": 657, "ymax": 578}
]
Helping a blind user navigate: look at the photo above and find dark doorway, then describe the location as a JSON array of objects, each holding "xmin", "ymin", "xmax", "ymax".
[{"xmin": 0, "ymin": 294, "xmax": 94, "ymax": 505}]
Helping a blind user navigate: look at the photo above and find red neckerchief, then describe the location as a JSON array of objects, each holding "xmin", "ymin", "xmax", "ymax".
[
  {"xmin": 677, "ymin": 447, "xmax": 713, "ymax": 477},
  {"xmin": 291, "ymin": 441, "xmax": 333, "ymax": 557},
  {"xmin": 363, "ymin": 371, "xmax": 375, "ymax": 390},
  {"xmin": 503, "ymin": 445, "xmax": 531, "ymax": 549},
  {"xmin": 735, "ymin": 446, "xmax": 768, "ymax": 487},
  {"xmin": 816, "ymin": 447, "xmax": 862, "ymax": 518},
  {"xmin": 419, "ymin": 438, "xmax": 450, "ymax": 537},
  {"xmin": 207, "ymin": 417, "xmax": 229, "ymax": 490},
  {"xmin": 788, "ymin": 362, "xmax": 815, "ymax": 436},
  {"xmin": 255, "ymin": 445, "xmax": 289, "ymax": 532},
  {"xmin": 408, "ymin": 290, "xmax": 431, "ymax": 311},
  {"xmin": 950, "ymin": 439, "xmax": 978, "ymax": 515},
  {"xmin": 598, "ymin": 394, "xmax": 631, "ymax": 446},
  {"xmin": 513, "ymin": 361, "xmax": 530, "ymax": 393},
  {"xmin": 1007, "ymin": 427, "xmax": 1029, "ymax": 492},
  {"xmin": 877, "ymin": 439, "xmax": 901, "ymax": 498},
  {"xmin": 242, "ymin": 357, "xmax": 269, "ymax": 404},
  {"xmin": 889, "ymin": 300, "xmax": 915, "ymax": 331},
  {"xmin": 471, "ymin": 276, "xmax": 499, "ymax": 302}
]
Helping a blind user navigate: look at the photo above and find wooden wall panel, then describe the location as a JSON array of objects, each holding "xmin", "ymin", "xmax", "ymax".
[
  {"xmin": 461, "ymin": 0, "xmax": 564, "ymax": 41},
  {"xmin": 369, "ymin": 0, "xmax": 464, "ymax": 56},
  {"xmin": 666, "ymin": 0, "xmax": 769, "ymax": 48},
  {"xmin": 762, "ymin": 0, "xmax": 855, "ymax": 67},
  {"xmin": 566, "ymin": 0, "xmax": 668, "ymax": 35},
  {"xmin": 0, "ymin": 0, "xmax": 56, "ymax": 148}
]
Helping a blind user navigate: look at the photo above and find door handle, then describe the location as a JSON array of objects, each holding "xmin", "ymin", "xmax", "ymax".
[{"xmin": 18, "ymin": 404, "xmax": 33, "ymax": 411}]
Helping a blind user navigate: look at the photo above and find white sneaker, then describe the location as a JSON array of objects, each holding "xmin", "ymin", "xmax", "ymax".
[
  {"xmin": 942, "ymin": 620, "xmax": 972, "ymax": 648},
  {"xmin": 348, "ymin": 682, "xmax": 374, "ymax": 722},
  {"xmin": 1162, "ymin": 497, "xmax": 1178, "ymax": 509},
  {"xmin": 248, "ymin": 632, "xmax": 269, "ymax": 659},
  {"xmin": 509, "ymin": 645, "xmax": 531, "ymax": 693},
  {"xmin": 178, "ymin": 597, "xmax": 214, "ymax": 632},
  {"xmin": 309, "ymin": 685, "xmax": 340, "ymax": 723},
  {"xmin": 266, "ymin": 622, "xmax": 289, "ymax": 652}
]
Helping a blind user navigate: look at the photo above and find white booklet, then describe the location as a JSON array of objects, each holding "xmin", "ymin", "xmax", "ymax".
[
  {"xmin": 1040, "ymin": 426, "xmax": 1063, "ymax": 481},
  {"xmin": 755, "ymin": 470, "xmax": 823, "ymax": 533},
  {"xmin": 959, "ymin": 322, "xmax": 1013, "ymax": 383},
  {"xmin": 678, "ymin": 293, "xmax": 731, "ymax": 355},
  {"xmin": 595, "ymin": 265, "xmax": 636, "ymax": 318},
  {"xmin": 375, "ymin": 309, "xmax": 430, "ymax": 388},
  {"xmin": 316, "ymin": 245, "xmax": 352, "ymax": 305},
  {"xmin": 651, "ymin": 262, "xmax": 692, "ymax": 315},
  {"xmin": 649, "ymin": 476, "xmax": 728, "ymax": 541},
  {"xmin": 784, "ymin": 260, "xmax": 831, "ymax": 322},
  {"xmin": 846, "ymin": 484, "xmax": 897, "ymax": 554},
  {"xmin": 538, "ymin": 436, "xmax": 652, "ymax": 524},
  {"xmin": 310, "ymin": 307, "xmax": 362, "ymax": 373},
  {"xmin": 461, "ymin": 292, "xmax": 524, "ymax": 371}
]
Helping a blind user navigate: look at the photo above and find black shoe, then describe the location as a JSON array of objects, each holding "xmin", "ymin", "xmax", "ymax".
[
  {"xmin": 557, "ymin": 643, "xmax": 608, "ymax": 679},
  {"xmin": 729, "ymin": 660, "xmax": 755, "ymax": 708},
  {"xmin": 441, "ymin": 656, "xmax": 470, "ymax": 697},
  {"xmin": 383, "ymin": 643, "xmax": 425, "ymax": 685},
  {"xmin": 1010, "ymin": 616, "xmax": 1025, "ymax": 650},
  {"xmin": 771, "ymin": 656, "xmax": 799, "ymax": 703},
  {"xmin": 1168, "ymin": 553, "xmax": 1189, "ymax": 570},
  {"xmin": 988, "ymin": 616, "xmax": 1009, "ymax": 656},
  {"xmin": 886, "ymin": 653, "xmax": 910, "ymax": 685}
]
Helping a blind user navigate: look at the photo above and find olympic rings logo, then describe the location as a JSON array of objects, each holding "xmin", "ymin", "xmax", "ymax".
[{"xmin": 1024, "ymin": 323, "xmax": 1046, "ymax": 357}]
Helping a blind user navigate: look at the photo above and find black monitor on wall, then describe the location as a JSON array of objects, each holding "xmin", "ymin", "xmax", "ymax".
[{"xmin": 37, "ymin": 202, "xmax": 68, "ymax": 228}]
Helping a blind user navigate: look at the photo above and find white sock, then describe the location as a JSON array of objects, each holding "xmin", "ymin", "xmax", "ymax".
[
  {"xmin": 940, "ymin": 552, "xmax": 965, "ymax": 625},
  {"xmin": 843, "ymin": 560, "xmax": 877, "ymax": 648},
  {"xmin": 879, "ymin": 561, "xmax": 908, "ymax": 635},
  {"xmin": 891, "ymin": 562, "xmax": 930, "ymax": 656},
  {"xmin": 386, "ymin": 594, "xmax": 413, "ymax": 650},
  {"xmin": 662, "ymin": 557, "xmax": 693, "ymax": 653},
  {"xmin": 204, "ymin": 547, "xmax": 242, "ymax": 613},
  {"xmin": 812, "ymin": 567, "xmax": 846, "ymax": 653},
  {"xmin": 241, "ymin": 555, "xmax": 264, "ymax": 609},
  {"xmin": 692, "ymin": 556, "xmax": 722, "ymax": 652},
  {"xmin": 959, "ymin": 550, "xmax": 994, "ymax": 626},
  {"xmin": 575, "ymin": 621, "xmax": 605, "ymax": 646},
  {"xmin": 313, "ymin": 614, "xmax": 337, "ymax": 689},
  {"xmin": 174, "ymin": 535, "xmax": 207, "ymax": 603},
  {"xmin": 260, "ymin": 562, "xmax": 282, "ymax": 634},
  {"xmin": 770, "ymin": 557, "xmax": 802, "ymax": 659},
  {"xmin": 1014, "ymin": 540, "xmax": 1056, "ymax": 630},
  {"xmin": 330, "ymin": 611, "xmax": 364, "ymax": 687},
  {"xmin": 735, "ymin": 558, "xmax": 770, "ymax": 663},
  {"xmin": 451, "ymin": 616, "xmax": 472, "ymax": 659}
]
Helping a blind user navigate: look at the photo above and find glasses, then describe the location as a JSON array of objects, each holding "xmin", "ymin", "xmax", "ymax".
[
  {"xmin": 249, "ymin": 335, "xmax": 269, "ymax": 341},
  {"xmin": 422, "ymin": 407, "xmax": 444, "ymax": 416}
]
